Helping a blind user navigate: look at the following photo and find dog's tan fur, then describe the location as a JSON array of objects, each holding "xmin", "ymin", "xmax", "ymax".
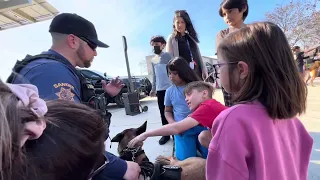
[
  {"xmin": 111, "ymin": 121, "xmax": 206, "ymax": 180},
  {"xmin": 156, "ymin": 155, "xmax": 206, "ymax": 180},
  {"xmin": 306, "ymin": 61, "xmax": 320, "ymax": 86}
]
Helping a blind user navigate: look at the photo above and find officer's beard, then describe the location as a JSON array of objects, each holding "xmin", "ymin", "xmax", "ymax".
[{"xmin": 77, "ymin": 44, "xmax": 92, "ymax": 68}]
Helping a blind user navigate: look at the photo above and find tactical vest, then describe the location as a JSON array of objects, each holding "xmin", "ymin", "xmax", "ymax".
[
  {"xmin": 6, "ymin": 54, "xmax": 95, "ymax": 106},
  {"xmin": 7, "ymin": 53, "xmax": 111, "ymax": 138}
]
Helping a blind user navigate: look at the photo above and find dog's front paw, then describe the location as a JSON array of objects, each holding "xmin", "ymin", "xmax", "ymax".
[{"xmin": 155, "ymin": 155, "xmax": 171, "ymax": 165}]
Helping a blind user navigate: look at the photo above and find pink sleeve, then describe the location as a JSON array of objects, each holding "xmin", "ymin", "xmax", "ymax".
[
  {"xmin": 207, "ymin": 108, "xmax": 249, "ymax": 180},
  {"xmin": 206, "ymin": 149, "xmax": 247, "ymax": 180}
]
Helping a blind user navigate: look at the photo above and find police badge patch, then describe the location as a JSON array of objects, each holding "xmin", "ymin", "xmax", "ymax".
[{"xmin": 55, "ymin": 87, "xmax": 75, "ymax": 101}]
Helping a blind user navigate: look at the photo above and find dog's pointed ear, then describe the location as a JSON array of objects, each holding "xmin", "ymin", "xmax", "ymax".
[
  {"xmin": 111, "ymin": 133, "xmax": 124, "ymax": 142},
  {"xmin": 136, "ymin": 121, "xmax": 147, "ymax": 136}
]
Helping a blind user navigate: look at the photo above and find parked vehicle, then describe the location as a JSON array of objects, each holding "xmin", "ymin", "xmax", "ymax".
[
  {"xmin": 205, "ymin": 62, "xmax": 216, "ymax": 83},
  {"xmin": 78, "ymin": 69, "xmax": 152, "ymax": 107}
]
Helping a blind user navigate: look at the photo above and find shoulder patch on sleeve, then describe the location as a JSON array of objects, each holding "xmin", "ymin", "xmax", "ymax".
[
  {"xmin": 53, "ymin": 83, "xmax": 75, "ymax": 89},
  {"xmin": 54, "ymin": 83, "xmax": 75, "ymax": 101}
]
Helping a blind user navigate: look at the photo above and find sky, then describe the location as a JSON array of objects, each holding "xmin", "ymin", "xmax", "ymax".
[{"xmin": 0, "ymin": 0, "xmax": 291, "ymax": 79}]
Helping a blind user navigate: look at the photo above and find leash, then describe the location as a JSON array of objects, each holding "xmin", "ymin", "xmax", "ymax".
[
  {"xmin": 120, "ymin": 146, "xmax": 143, "ymax": 162},
  {"xmin": 120, "ymin": 146, "xmax": 155, "ymax": 180},
  {"xmin": 172, "ymin": 140, "xmax": 175, "ymax": 158},
  {"xmin": 139, "ymin": 161, "xmax": 155, "ymax": 179}
]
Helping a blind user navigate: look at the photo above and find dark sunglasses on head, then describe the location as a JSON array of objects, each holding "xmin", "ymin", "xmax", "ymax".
[
  {"xmin": 87, "ymin": 153, "xmax": 109, "ymax": 180},
  {"xmin": 78, "ymin": 36, "xmax": 98, "ymax": 51}
]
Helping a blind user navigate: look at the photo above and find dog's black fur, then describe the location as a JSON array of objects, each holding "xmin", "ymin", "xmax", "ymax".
[{"xmin": 111, "ymin": 121, "xmax": 182, "ymax": 180}]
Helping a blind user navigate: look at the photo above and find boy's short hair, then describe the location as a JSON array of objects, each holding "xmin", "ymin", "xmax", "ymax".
[
  {"xmin": 219, "ymin": 0, "xmax": 249, "ymax": 21},
  {"xmin": 184, "ymin": 81, "xmax": 214, "ymax": 98},
  {"xmin": 150, "ymin": 36, "xmax": 166, "ymax": 45}
]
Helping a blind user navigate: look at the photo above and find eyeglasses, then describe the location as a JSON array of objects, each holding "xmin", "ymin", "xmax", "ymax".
[
  {"xmin": 211, "ymin": 61, "xmax": 239, "ymax": 79},
  {"xmin": 87, "ymin": 153, "xmax": 109, "ymax": 180},
  {"xmin": 78, "ymin": 36, "xmax": 97, "ymax": 51}
]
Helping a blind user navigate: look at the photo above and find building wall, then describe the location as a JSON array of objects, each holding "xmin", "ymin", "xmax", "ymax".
[
  {"xmin": 145, "ymin": 55, "xmax": 218, "ymax": 82},
  {"xmin": 145, "ymin": 55, "xmax": 154, "ymax": 82}
]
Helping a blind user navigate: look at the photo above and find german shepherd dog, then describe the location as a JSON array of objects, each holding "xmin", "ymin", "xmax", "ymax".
[{"xmin": 111, "ymin": 121, "xmax": 206, "ymax": 180}]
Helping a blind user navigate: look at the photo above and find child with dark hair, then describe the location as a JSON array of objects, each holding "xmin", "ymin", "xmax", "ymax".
[
  {"xmin": 128, "ymin": 75, "xmax": 226, "ymax": 156},
  {"xmin": 207, "ymin": 22, "xmax": 313, "ymax": 180},
  {"xmin": 163, "ymin": 57, "xmax": 209, "ymax": 160},
  {"xmin": 166, "ymin": 10, "xmax": 208, "ymax": 80},
  {"xmin": 216, "ymin": 0, "xmax": 249, "ymax": 107},
  {"xmin": 23, "ymin": 99, "xmax": 107, "ymax": 180},
  {"xmin": 150, "ymin": 35, "xmax": 173, "ymax": 145},
  {"xmin": 0, "ymin": 81, "xmax": 47, "ymax": 180}
]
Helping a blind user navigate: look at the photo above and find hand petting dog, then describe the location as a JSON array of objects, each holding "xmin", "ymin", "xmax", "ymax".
[{"xmin": 128, "ymin": 133, "xmax": 148, "ymax": 148}]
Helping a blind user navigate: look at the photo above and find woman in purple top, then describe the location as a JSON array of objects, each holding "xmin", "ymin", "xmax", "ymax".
[{"xmin": 207, "ymin": 22, "xmax": 313, "ymax": 180}]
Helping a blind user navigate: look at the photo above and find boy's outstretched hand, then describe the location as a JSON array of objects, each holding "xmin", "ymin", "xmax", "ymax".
[{"xmin": 128, "ymin": 133, "xmax": 147, "ymax": 148}]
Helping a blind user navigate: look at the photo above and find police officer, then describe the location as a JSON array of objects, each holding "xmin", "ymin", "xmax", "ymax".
[{"xmin": 8, "ymin": 13, "xmax": 141, "ymax": 180}]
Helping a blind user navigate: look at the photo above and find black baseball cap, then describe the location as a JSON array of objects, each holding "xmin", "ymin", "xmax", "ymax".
[{"xmin": 49, "ymin": 13, "xmax": 109, "ymax": 48}]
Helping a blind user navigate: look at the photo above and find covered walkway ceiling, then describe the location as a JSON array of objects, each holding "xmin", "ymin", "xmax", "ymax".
[{"xmin": 0, "ymin": 0, "xmax": 59, "ymax": 31}]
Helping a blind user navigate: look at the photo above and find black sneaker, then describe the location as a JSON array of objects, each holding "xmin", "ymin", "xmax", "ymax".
[{"xmin": 159, "ymin": 136, "xmax": 170, "ymax": 145}]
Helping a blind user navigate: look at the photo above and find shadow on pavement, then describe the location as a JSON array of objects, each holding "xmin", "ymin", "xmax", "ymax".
[{"xmin": 107, "ymin": 96, "xmax": 156, "ymax": 113}]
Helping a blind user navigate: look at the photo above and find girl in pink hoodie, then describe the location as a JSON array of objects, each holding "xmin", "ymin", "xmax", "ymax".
[{"xmin": 207, "ymin": 22, "xmax": 313, "ymax": 180}]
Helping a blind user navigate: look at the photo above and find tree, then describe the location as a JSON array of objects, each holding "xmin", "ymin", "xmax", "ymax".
[
  {"xmin": 265, "ymin": 0, "xmax": 320, "ymax": 47},
  {"xmin": 306, "ymin": 11, "xmax": 320, "ymax": 42}
]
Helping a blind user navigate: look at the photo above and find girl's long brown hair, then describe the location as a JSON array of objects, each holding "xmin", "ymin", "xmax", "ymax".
[
  {"xmin": 0, "ymin": 80, "xmax": 36, "ymax": 180},
  {"xmin": 167, "ymin": 57, "xmax": 201, "ymax": 83},
  {"xmin": 217, "ymin": 22, "xmax": 307, "ymax": 119},
  {"xmin": 173, "ymin": 10, "xmax": 199, "ymax": 43},
  {"xmin": 24, "ymin": 100, "xmax": 106, "ymax": 180}
]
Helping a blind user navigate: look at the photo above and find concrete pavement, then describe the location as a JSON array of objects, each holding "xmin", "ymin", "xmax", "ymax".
[
  {"xmin": 106, "ymin": 79, "xmax": 320, "ymax": 179},
  {"xmin": 301, "ymin": 79, "xmax": 320, "ymax": 179}
]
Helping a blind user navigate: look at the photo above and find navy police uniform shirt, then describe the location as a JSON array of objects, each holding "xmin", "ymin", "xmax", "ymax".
[
  {"xmin": 12, "ymin": 49, "xmax": 128, "ymax": 180},
  {"xmin": 13, "ymin": 49, "xmax": 81, "ymax": 102}
]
